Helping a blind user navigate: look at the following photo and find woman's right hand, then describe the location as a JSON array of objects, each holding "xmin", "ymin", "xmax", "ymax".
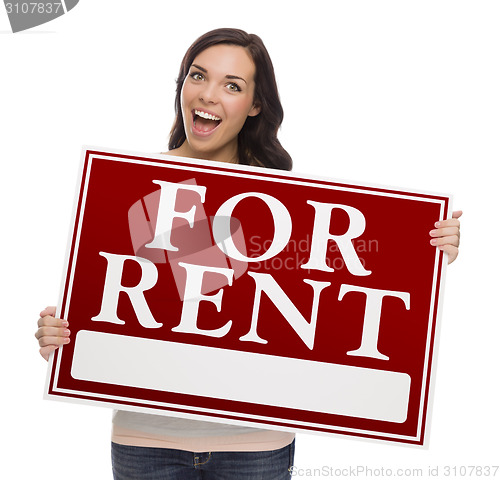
[{"xmin": 35, "ymin": 306, "xmax": 70, "ymax": 361}]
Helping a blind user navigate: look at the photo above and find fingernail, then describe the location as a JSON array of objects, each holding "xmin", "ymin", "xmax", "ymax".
[
  {"xmin": 62, "ymin": 320, "xmax": 69, "ymax": 327},
  {"xmin": 430, "ymin": 239, "xmax": 437, "ymax": 245},
  {"xmin": 64, "ymin": 329, "xmax": 70, "ymax": 336},
  {"xmin": 429, "ymin": 229, "xmax": 437, "ymax": 235},
  {"xmin": 63, "ymin": 337, "xmax": 70, "ymax": 344},
  {"xmin": 435, "ymin": 221, "xmax": 441, "ymax": 227}
]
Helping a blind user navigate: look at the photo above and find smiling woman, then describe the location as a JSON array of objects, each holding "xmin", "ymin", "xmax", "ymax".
[{"xmin": 34, "ymin": 26, "xmax": 461, "ymax": 480}]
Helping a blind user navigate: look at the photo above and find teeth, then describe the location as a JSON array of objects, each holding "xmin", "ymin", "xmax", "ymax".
[{"xmin": 195, "ymin": 110, "xmax": 221, "ymax": 121}]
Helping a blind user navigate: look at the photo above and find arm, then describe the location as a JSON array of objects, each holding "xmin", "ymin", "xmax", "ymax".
[
  {"xmin": 34, "ymin": 306, "xmax": 70, "ymax": 361},
  {"xmin": 429, "ymin": 210, "xmax": 462, "ymax": 264}
]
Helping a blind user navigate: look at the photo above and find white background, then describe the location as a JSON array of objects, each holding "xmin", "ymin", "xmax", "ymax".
[{"xmin": 1, "ymin": 1, "xmax": 498, "ymax": 478}]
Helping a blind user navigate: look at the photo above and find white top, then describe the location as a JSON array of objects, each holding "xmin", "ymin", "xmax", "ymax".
[{"xmin": 112, "ymin": 410, "xmax": 295, "ymax": 452}]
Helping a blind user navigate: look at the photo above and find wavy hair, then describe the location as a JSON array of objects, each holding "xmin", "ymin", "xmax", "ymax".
[{"xmin": 168, "ymin": 28, "xmax": 292, "ymax": 171}]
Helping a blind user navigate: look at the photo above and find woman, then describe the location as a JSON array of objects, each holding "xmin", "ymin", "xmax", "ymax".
[{"xmin": 35, "ymin": 28, "xmax": 461, "ymax": 479}]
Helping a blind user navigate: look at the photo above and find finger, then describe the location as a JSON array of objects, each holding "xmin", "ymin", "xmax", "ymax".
[
  {"xmin": 429, "ymin": 226, "xmax": 460, "ymax": 238},
  {"xmin": 452, "ymin": 210, "xmax": 463, "ymax": 219},
  {"xmin": 39, "ymin": 306, "xmax": 57, "ymax": 317},
  {"xmin": 34, "ymin": 326, "xmax": 70, "ymax": 341},
  {"xmin": 37, "ymin": 335, "xmax": 71, "ymax": 348},
  {"xmin": 40, "ymin": 345, "xmax": 58, "ymax": 362},
  {"xmin": 438, "ymin": 244, "xmax": 459, "ymax": 264},
  {"xmin": 37, "ymin": 315, "xmax": 68, "ymax": 328},
  {"xmin": 434, "ymin": 218, "xmax": 460, "ymax": 229},
  {"xmin": 429, "ymin": 235, "xmax": 460, "ymax": 247}
]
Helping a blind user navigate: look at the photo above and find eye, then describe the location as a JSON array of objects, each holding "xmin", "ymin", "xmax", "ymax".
[
  {"xmin": 226, "ymin": 82, "xmax": 242, "ymax": 92},
  {"xmin": 189, "ymin": 71, "xmax": 205, "ymax": 81}
]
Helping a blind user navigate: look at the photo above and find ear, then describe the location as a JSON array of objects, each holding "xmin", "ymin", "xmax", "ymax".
[{"xmin": 248, "ymin": 102, "xmax": 261, "ymax": 117}]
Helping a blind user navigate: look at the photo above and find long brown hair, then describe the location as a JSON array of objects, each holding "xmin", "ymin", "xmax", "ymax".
[{"xmin": 168, "ymin": 28, "xmax": 292, "ymax": 171}]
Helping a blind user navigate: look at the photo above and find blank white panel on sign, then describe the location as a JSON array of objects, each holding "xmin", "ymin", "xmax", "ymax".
[{"xmin": 72, "ymin": 330, "xmax": 411, "ymax": 423}]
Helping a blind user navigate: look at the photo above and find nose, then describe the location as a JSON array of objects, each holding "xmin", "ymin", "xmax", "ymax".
[{"xmin": 199, "ymin": 82, "xmax": 218, "ymax": 104}]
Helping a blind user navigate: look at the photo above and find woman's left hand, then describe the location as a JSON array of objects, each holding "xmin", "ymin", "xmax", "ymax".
[{"xmin": 429, "ymin": 210, "xmax": 462, "ymax": 264}]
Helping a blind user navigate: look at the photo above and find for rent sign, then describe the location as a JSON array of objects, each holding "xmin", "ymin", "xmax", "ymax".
[{"xmin": 45, "ymin": 147, "xmax": 451, "ymax": 446}]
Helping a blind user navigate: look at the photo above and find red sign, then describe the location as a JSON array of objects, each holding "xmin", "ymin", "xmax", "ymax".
[{"xmin": 45, "ymin": 147, "xmax": 451, "ymax": 446}]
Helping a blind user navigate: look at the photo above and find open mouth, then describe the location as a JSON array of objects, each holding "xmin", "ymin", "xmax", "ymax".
[{"xmin": 192, "ymin": 109, "xmax": 222, "ymax": 134}]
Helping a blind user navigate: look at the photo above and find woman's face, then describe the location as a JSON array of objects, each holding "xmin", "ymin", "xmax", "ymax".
[{"xmin": 179, "ymin": 44, "xmax": 260, "ymax": 163}]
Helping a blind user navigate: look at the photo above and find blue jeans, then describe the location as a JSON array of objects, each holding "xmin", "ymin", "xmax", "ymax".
[{"xmin": 111, "ymin": 440, "xmax": 295, "ymax": 479}]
